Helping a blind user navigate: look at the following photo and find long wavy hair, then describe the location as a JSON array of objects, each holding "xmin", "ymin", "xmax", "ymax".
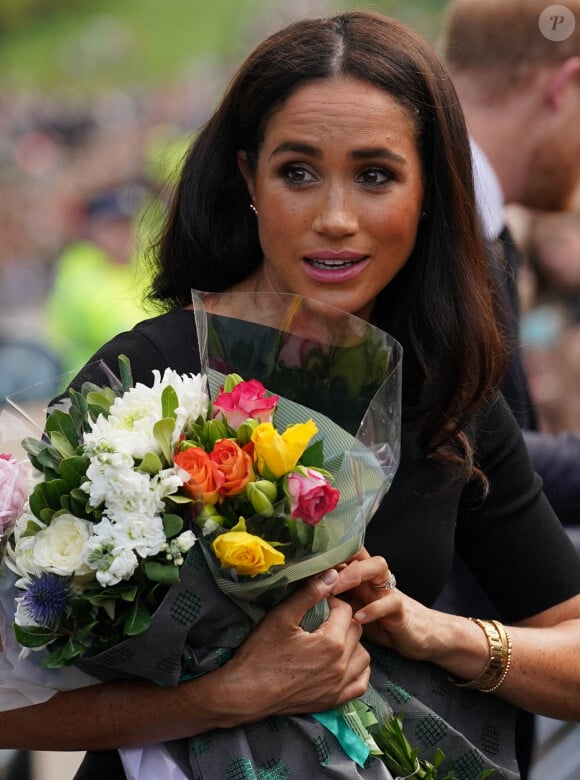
[{"xmin": 147, "ymin": 11, "xmax": 506, "ymax": 482}]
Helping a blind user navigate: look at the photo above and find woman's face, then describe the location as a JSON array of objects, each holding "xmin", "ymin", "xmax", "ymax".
[{"xmin": 237, "ymin": 76, "xmax": 425, "ymax": 321}]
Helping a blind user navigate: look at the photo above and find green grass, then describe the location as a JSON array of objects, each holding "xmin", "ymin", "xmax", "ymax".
[
  {"xmin": 0, "ymin": 0, "xmax": 261, "ymax": 92},
  {"xmin": 0, "ymin": 0, "xmax": 448, "ymax": 93}
]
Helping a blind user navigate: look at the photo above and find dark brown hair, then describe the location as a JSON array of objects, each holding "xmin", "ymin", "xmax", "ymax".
[{"xmin": 147, "ymin": 11, "xmax": 506, "ymax": 480}]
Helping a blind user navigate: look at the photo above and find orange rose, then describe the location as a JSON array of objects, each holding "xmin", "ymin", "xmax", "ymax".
[
  {"xmin": 209, "ymin": 439, "xmax": 255, "ymax": 497},
  {"xmin": 174, "ymin": 447, "xmax": 225, "ymax": 505}
]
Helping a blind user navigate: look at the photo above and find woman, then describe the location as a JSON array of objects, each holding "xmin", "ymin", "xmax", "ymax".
[{"xmin": 1, "ymin": 11, "xmax": 580, "ymax": 779}]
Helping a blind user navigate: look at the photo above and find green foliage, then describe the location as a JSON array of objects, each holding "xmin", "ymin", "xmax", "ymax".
[{"xmin": 374, "ymin": 715, "xmax": 495, "ymax": 780}]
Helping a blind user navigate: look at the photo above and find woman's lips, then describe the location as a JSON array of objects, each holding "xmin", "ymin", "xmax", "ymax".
[{"xmin": 302, "ymin": 251, "xmax": 369, "ymax": 282}]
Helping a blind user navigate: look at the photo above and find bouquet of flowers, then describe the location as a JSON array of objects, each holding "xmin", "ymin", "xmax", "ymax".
[{"xmin": 2, "ymin": 348, "xmax": 356, "ymax": 672}]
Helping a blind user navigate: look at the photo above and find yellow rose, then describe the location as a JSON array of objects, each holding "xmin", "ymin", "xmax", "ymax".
[
  {"xmin": 251, "ymin": 420, "xmax": 318, "ymax": 479},
  {"xmin": 212, "ymin": 531, "xmax": 285, "ymax": 576}
]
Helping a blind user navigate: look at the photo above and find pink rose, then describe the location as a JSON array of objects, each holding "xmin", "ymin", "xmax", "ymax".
[
  {"xmin": 285, "ymin": 467, "xmax": 340, "ymax": 526},
  {"xmin": 0, "ymin": 454, "xmax": 29, "ymax": 537},
  {"xmin": 212, "ymin": 379, "xmax": 279, "ymax": 430}
]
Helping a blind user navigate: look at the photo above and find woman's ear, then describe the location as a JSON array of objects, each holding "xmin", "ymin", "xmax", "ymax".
[{"xmin": 237, "ymin": 150, "xmax": 255, "ymax": 200}]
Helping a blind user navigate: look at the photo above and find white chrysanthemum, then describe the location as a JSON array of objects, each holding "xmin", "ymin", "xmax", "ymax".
[
  {"xmin": 162, "ymin": 370, "xmax": 209, "ymax": 442},
  {"xmin": 5, "ymin": 508, "xmax": 46, "ymax": 577},
  {"xmin": 6, "ymin": 531, "xmax": 42, "ymax": 579},
  {"xmin": 83, "ymin": 369, "xmax": 208, "ymax": 461}
]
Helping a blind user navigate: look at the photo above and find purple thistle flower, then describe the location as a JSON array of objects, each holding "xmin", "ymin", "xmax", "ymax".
[{"xmin": 23, "ymin": 573, "xmax": 70, "ymax": 627}]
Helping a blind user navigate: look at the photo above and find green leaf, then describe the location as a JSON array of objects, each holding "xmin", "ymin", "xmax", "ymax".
[
  {"xmin": 165, "ymin": 493, "xmax": 193, "ymax": 505},
  {"xmin": 46, "ymin": 408, "xmax": 79, "ymax": 450},
  {"xmin": 86, "ymin": 388, "xmax": 117, "ymax": 418},
  {"xmin": 13, "ymin": 624, "xmax": 56, "ymax": 648},
  {"xmin": 118, "ymin": 354, "xmax": 134, "ymax": 392},
  {"xmin": 49, "ymin": 431, "xmax": 76, "ymax": 459},
  {"xmin": 59, "ymin": 456, "xmax": 90, "ymax": 489},
  {"xmin": 300, "ymin": 439, "xmax": 324, "ymax": 468},
  {"xmin": 61, "ymin": 638, "xmax": 86, "ymax": 661},
  {"xmin": 161, "ymin": 384, "xmax": 179, "ymax": 420},
  {"xmin": 29, "ymin": 479, "xmax": 68, "ymax": 518},
  {"xmin": 42, "ymin": 647, "xmax": 68, "ymax": 669},
  {"xmin": 19, "ymin": 517, "xmax": 45, "ymax": 538},
  {"xmin": 123, "ymin": 599, "xmax": 152, "ymax": 636},
  {"xmin": 153, "ymin": 418, "xmax": 176, "ymax": 464},
  {"xmin": 69, "ymin": 387, "xmax": 89, "ymax": 422},
  {"xmin": 119, "ymin": 586, "xmax": 139, "ymax": 602},
  {"xmin": 163, "ymin": 513, "xmax": 183, "ymax": 538},
  {"xmin": 21, "ymin": 436, "xmax": 45, "ymax": 460},
  {"xmin": 143, "ymin": 561, "xmax": 181, "ymax": 584},
  {"xmin": 139, "ymin": 451, "xmax": 163, "ymax": 475},
  {"xmin": 35, "ymin": 447, "xmax": 63, "ymax": 476}
]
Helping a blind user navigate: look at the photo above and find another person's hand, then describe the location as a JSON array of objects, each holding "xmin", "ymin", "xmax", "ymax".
[{"xmin": 213, "ymin": 569, "xmax": 371, "ymax": 723}]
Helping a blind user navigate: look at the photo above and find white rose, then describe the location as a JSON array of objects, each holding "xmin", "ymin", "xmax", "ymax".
[{"xmin": 31, "ymin": 514, "xmax": 92, "ymax": 577}]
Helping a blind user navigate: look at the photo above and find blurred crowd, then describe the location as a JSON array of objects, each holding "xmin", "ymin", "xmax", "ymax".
[
  {"xmin": 0, "ymin": 1, "xmax": 330, "ymax": 404},
  {"xmin": 507, "ymin": 197, "xmax": 580, "ymax": 436}
]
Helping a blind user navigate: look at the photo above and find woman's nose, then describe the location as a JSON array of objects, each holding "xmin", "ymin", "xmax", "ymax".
[{"xmin": 312, "ymin": 187, "xmax": 358, "ymax": 237}]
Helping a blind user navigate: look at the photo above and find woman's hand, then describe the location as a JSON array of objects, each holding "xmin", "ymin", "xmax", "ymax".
[
  {"xmin": 331, "ymin": 549, "xmax": 445, "ymax": 662},
  {"xmin": 213, "ymin": 569, "xmax": 371, "ymax": 724}
]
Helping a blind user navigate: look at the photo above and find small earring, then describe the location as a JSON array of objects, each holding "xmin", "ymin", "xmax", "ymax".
[{"xmin": 250, "ymin": 202, "xmax": 258, "ymax": 215}]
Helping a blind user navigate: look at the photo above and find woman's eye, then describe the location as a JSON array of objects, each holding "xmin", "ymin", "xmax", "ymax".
[
  {"xmin": 281, "ymin": 165, "xmax": 316, "ymax": 185},
  {"xmin": 357, "ymin": 168, "xmax": 392, "ymax": 186}
]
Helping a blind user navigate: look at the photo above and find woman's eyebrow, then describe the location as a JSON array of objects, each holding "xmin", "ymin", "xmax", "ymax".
[
  {"xmin": 270, "ymin": 141, "xmax": 406, "ymax": 165},
  {"xmin": 270, "ymin": 141, "xmax": 321, "ymax": 159},
  {"xmin": 350, "ymin": 147, "xmax": 406, "ymax": 165}
]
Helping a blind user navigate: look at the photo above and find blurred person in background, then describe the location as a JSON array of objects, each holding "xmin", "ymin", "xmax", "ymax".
[
  {"xmin": 526, "ymin": 209, "xmax": 580, "ymax": 321},
  {"xmin": 442, "ymin": 1, "xmax": 580, "ymax": 776},
  {"xmin": 45, "ymin": 180, "xmax": 156, "ymax": 374},
  {"xmin": 443, "ymin": 0, "xmax": 580, "ymax": 544}
]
